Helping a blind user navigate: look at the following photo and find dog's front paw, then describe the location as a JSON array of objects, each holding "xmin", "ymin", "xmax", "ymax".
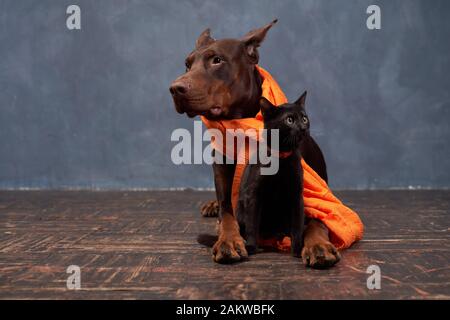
[
  {"xmin": 200, "ymin": 200, "xmax": 219, "ymax": 217},
  {"xmin": 301, "ymin": 241, "xmax": 341, "ymax": 269},
  {"xmin": 212, "ymin": 234, "xmax": 248, "ymax": 263}
]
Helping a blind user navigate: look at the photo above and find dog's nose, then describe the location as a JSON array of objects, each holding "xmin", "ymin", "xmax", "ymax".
[{"xmin": 169, "ymin": 82, "xmax": 188, "ymax": 96}]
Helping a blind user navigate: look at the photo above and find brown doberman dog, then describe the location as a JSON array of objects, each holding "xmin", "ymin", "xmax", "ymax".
[{"xmin": 170, "ymin": 20, "xmax": 340, "ymax": 268}]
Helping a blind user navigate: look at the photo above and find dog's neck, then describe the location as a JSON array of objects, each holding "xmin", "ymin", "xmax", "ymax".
[
  {"xmin": 246, "ymin": 67, "xmax": 264, "ymax": 118},
  {"xmin": 227, "ymin": 66, "xmax": 262, "ymax": 119},
  {"xmin": 253, "ymin": 66, "xmax": 264, "ymax": 107}
]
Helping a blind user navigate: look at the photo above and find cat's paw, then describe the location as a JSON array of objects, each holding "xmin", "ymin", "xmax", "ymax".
[
  {"xmin": 301, "ymin": 241, "xmax": 341, "ymax": 269},
  {"xmin": 200, "ymin": 200, "xmax": 219, "ymax": 217}
]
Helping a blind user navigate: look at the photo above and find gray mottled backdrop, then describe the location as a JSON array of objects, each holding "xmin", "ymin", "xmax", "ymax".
[{"xmin": 0, "ymin": 0, "xmax": 449, "ymax": 190}]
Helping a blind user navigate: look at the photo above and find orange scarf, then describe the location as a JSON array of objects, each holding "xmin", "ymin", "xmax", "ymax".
[{"xmin": 201, "ymin": 66, "xmax": 363, "ymax": 250}]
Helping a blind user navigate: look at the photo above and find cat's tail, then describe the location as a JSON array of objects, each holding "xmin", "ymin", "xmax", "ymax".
[{"xmin": 197, "ymin": 234, "xmax": 218, "ymax": 247}]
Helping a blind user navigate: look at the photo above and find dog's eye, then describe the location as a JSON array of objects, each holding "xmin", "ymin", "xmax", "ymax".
[
  {"xmin": 286, "ymin": 116, "xmax": 294, "ymax": 125},
  {"xmin": 302, "ymin": 116, "xmax": 308, "ymax": 124},
  {"xmin": 185, "ymin": 63, "xmax": 191, "ymax": 72},
  {"xmin": 212, "ymin": 56, "xmax": 223, "ymax": 65}
]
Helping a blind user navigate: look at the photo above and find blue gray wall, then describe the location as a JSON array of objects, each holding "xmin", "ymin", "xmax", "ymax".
[{"xmin": 0, "ymin": 0, "xmax": 449, "ymax": 190}]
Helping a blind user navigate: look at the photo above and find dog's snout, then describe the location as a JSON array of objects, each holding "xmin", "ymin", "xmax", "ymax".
[{"xmin": 170, "ymin": 82, "xmax": 189, "ymax": 97}]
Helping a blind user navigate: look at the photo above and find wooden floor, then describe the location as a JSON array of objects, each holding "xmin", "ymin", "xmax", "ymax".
[{"xmin": 0, "ymin": 190, "xmax": 448, "ymax": 299}]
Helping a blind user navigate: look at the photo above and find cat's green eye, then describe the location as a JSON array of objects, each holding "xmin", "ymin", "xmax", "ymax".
[
  {"xmin": 286, "ymin": 116, "xmax": 294, "ymax": 125},
  {"xmin": 302, "ymin": 116, "xmax": 308, "ymax": 124}
]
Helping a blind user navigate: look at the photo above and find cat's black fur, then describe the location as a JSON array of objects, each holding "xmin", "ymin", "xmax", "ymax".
[{"xmin": 236, "ymin": 91, "xmax": 310, "ymax": 257}]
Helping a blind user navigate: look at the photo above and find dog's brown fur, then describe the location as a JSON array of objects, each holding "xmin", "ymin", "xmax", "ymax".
[{"xmin": 170, "ymin": 20, "xmax": 340, "ymax": 268}]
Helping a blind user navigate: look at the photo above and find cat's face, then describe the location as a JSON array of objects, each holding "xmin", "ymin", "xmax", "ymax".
[{"xmin": 260, "ymin": 91, "xmax": 310, "ymax": 151}]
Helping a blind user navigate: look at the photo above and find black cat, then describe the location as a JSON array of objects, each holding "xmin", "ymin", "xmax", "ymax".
[{"xmin": 236, "ymin": 91, "xmax": 310, "ymax": 258}]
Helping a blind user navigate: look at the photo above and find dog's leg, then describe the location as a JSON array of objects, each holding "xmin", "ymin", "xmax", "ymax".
[
  {"xmin": 301, "ymin": 219, "xmax": 341, "ymax": 268},
  {"xmin": 211, "ymin": 162, "xmax": 248, "ymax": 263},
  {"xmin": 200, "ymin": 149, "xmax": 220, "ymax": 217},
  {"xmin": 290, "ymin": 198, "xmax": 304, "ymax": 258}
]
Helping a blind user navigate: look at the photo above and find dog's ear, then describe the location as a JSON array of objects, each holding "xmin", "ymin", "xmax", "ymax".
[
  {"xmin": 241, "ymin": 19, "xmax": 277, "ymax": 64},
  {"xmin": 196, "ymin": 28, "xmax": 215, "ymax": 49},
  {"xmin": 294, "ymin": 91, "xmax": 307, "ymax": 109},
  {"xmin": 260, "ymin": 97, "xmax": 276, "ymax": 118}
]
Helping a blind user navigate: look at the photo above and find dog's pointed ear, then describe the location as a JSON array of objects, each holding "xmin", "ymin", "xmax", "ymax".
[
  {"xmin": 196, "ymin": 28, "xmax": 215, "ymax": 49},
  {"xmin": 260, "ymin": 97, "xmax": 276, "ymax": 118},
  {"xmin": 294, "ymin": 91, "xmax": 307, "ymax": 109},
  {"xmin": 241, "ymin": 19, "xmax": 277, "ymax": 64}
]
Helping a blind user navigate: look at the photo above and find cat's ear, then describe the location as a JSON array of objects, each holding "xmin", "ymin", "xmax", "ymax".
[
  {"xmin": 260, "ymin": 97, "xmax": 276, "ymax": 118},
  {"xmin": 294, "ymin": 91, "xmax": 307, "ymax": 109}
]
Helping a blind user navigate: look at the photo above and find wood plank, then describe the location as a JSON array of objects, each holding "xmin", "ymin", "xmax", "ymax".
[{"xmin": 0, "ymin": 190, "xmax": 449, "ymax": 299}]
